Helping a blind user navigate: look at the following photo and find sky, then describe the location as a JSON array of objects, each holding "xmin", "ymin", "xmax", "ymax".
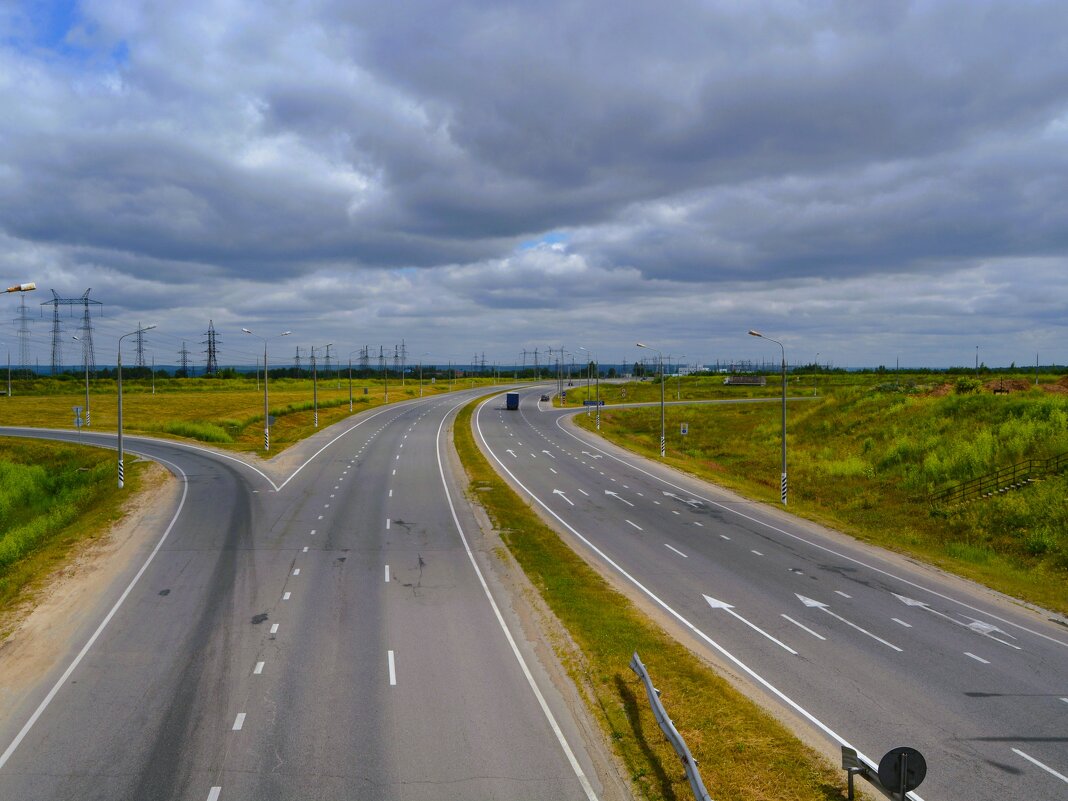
[{"xmin": 2, "ymin": 0, "xmax": 1067, "ymax": 371}]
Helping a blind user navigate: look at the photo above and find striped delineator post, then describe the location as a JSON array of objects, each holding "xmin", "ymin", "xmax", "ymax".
[
  {"xmin": 781, "ymin": 472, "xmax": 788, "ymax": 505},
  {"xmin": 118, "ymin": 458, "xmax": 124, "ymax": 489},
  {"xmin": 264, "ymin": 427, "xmax": 270, "ymax": 451},
  {"xmin": 84, "ymin": 408, "xmax": 90, "ymax": 427}
]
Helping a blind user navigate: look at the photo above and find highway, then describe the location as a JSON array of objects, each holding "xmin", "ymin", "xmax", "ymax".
[
  {"xmin": 475, "ymin": 388, "xmax": 1068, "ymax": 801},
  {"xmin": 0, "ymin": 388, "xmax": 606, "ymax": 800}
]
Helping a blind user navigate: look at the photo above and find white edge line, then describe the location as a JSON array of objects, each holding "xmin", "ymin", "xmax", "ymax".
[
  {"xmin": 0, "ymin": 454, "xmax": 190, "ymax": 770},
  {"xmin": 437, "ymin": 395, "xmax": 599, "ymax": 801},
  {"xmin": 550, "ymin": 412, "xmax": 1068, "ymax": 650},
  {"xmin": 478, "ymin": 398, "xmax": 922, "ymax": 799},
  {"xmin": 1012, "ymin": 748, "xmax": 1068, "ymax": 784}
]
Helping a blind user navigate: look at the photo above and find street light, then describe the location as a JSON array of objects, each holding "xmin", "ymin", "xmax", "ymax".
[
  {"xmin": 814, "ymin": 352, "xmax": 820, "ymax": 397},
  {"xmin": 72, "ymin": 335, "xmax": 90, "ymax": 427},
  {"xmin": 749, "ymin": 329, "xmax": 787, "ymax": 505},
  {"xmin": 117, "ymin": 323, "xmax": 157, "ymax": 488},
  {"xmin": 636, "ymin": 342, "xmax": 665, "ymax": 457},
  {"xmin": 311, "ymin": 343, "xmax": 332, "ymax": 427},
  {"xmin": 4, "ymin": 283, "xmax": 36, "ymax": 293},
  {"xmin": 418, "ymin": 352, "xmax": 430, "ymax": 397},
  {"xmin": 579, "ymin": 346, "xmax": 601, "ymax": 430},
  {"xmin": 347, "ymin": 349, "xmax": 362, "ymax": 412},
  {"xmin": 243, "ymin": 328, "xmax": 291, "ymax": 450}
]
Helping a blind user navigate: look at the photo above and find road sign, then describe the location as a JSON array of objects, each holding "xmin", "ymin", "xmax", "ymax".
[
  {"xmin": 680, "ymin": 422, "xmax": 689, "ymax": 435},
  {"xmin": 267, "ymin": 415, "xmax": 277, "ymax": 425},
  {"xmin": 877, "ymin": 747, "xmax": 927, "ymax": 795},
  {"xmin": 73, "ymin": 406, "xmax": 83, "ymax": 429},
  {"xmin": 583, "ymin": 399, "xmax": 604, "ymax": 406}
]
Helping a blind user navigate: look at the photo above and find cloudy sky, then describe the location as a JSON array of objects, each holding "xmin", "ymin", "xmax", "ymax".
[{"xmin": 2, "ymin": 0, "xmax": 1067, "ymax": 371}]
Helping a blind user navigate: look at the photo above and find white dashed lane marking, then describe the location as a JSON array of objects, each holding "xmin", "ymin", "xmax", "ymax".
[
  {"xmin": 254, "ymin": 661, "xmax": 264, "ymax": 675},
  {"xmin": 232, "ymin": 713, "xmax": 245, "ymax": 731}
]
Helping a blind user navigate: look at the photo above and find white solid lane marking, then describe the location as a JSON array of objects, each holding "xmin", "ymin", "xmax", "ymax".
[
  {"xmin": 626, "ymin": 520, "xmax": 642, "ymax": 531},
  {"xmin": 892, "ymin": 618, "xmax": 913, "ymax": 628},
  {"xmin": 577, "ymin": 488, "xmax": 589, "ymax": 496},
  {"xmin": 254, "ymin": 661, "xmax": 264, "ymax": 675},
  {"xmin": 385, "ymin": 565, "xmax": 390, "ymax": 583},
  {"xmin": 0, "ymin": 454, "xmax": 191, "ymax": 772},
  {"xmin": 207, "ymin": 788, "xmax": 222, "ymax": 801},
  {"xmin": 388, "ymin": 650, "xmax": 397, "ymax": 685},
  {"xmin": 440, "ymin": 399, "xmax": 598, "ymax": 801},
  {"xmin": 835, "ymin": 590, "xmax": 852, "ymax": 598},
  {"xmin": 751, "ymin": 550, "xmax": 764, "ymax": 556},
  {"xmin": 705, "ymin": 595, "xmax": 797, "ymax": 655},
  {"xmin": 283, "ymin": 592, "xmax": 291, "ymax": 600},
  {"xmin": 292, "ymin": 568, "xmax": 300, "ymax": 576},
  {"xmin": 782, "ymin": 614, "xmax": 827, "ymax": 640},
  {"xmin": 270, "ymin": 624, "xmax": 279, "ymax": 634},
  {"xmin": 232, "ymin": 713, "xmax": 245, "ymax": 731},
  {"xmin": 1012, "ymin": 748, "xmax": 1068, "ymax": 784},
  {"xmin": 386, "ymin": 519, "xmax": 390, "ymax": 530},
  {"xmin": 797, "ymin": 595, "xmax": 902, "ymax": 652},
  {"xmin": 965, "ymin": 652, "xmax": 989, "ymax": 664},
  {"xmin": 665, "ymin": 544, "xmax": 688, "ymax": 558}
]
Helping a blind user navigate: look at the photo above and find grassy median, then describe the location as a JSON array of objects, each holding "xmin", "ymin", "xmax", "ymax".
[
  {"xmin": 0, "ymin": 438, "xmax": 154, "ymax": 624},
  {"xmin": 453, "ymin": 398, "xmax": 847, "ymax": 801}
]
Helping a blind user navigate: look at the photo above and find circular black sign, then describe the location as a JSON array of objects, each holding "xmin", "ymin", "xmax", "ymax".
[{"xmin": 877, "ymin": 747, "xmax": 927, "ymax": 793}]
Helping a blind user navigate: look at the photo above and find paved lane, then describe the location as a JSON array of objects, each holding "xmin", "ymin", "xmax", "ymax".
[
  {"xmin": 475, "ymin": 388, "xmax": 1068, "ymax": 801},
  {"xmin": 0, "ymin": 389, "xmax": 604, "ymax": 800}
]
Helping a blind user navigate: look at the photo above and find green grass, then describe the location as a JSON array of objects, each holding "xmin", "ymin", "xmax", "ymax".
[
  {"xmin": 453, "ymin": 397, "xmax": 848, "ymax": 801},
  {"xmin": 0, "ymin": 438, "xmax": 152, "ymax": 615},
  {"xmin": 0, "ymin": 375, "xmax": 510, "ymax": 453},
  {"xmin": 572, "ymin": 376, "xmax": 1068, "ymax": 613}
]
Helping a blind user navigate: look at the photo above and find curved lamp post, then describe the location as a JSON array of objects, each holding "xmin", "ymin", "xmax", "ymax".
[
  {"xmin": 117, "ymin": 323, "xmax": 156, "ymax": 487},
  {"xmin": 243, "ymin": 328, "xmax": 291, "ymax": 450},
  {"xmin": 749, "ymin": 329, "xmax": 787, "ymax": 505},
  {"xmin": 72, "ymin": 335, "xmax": 91, "ymax": 427},
  {"xmin": 418, "ymin": 352, "xmax": 430, "ymax": 397},
  {"xmin": 311, "ymin": 343, "xmax": 332, "ymax": 427},
  {"xmin": 636, "ymin": 342, "xmax": 665, "ymax": 457}
]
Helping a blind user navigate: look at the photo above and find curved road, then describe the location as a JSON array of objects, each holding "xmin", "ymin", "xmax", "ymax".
[
  {"xmin": 0, "ymin": 388, "xmax": 604, "ymax": 800},
  {"xmin": 475, "ymin": 388, "xmax": 1068, "ymax": 801}
]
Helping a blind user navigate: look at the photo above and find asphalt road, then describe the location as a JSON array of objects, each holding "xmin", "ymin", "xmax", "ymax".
[
  {"xmin": 0, "ymin": 388, "xmax": 604, "ymax": 800},
  {"xmin": 475, "ymin": 388, "xmax": 1068, "ymax": 801}
]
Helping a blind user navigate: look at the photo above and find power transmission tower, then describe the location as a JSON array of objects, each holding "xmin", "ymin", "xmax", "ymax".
[
  {"xmin": 178, "ymin": 341, "xmax": 192, "ymax": 377},
  {"xmin": 393, "ymin": 344, "xmax": 400, "ymax": 379},
  {"xmin": 135, "ymin": 322, "xmax": 147, "ymax": 368},
  {"xmin": 400, "ymin": 339, "xmax": 407, "ymax": 387},
  {"xmin": 40, "ymin": 289, "xmax": 103, "ymax": 375},
  {"xmin": 533, "ymin": 348, "xmax": 539, "ymax": 377},
  {"xmin": 322, "ymin": 344, "xmax": 332, "ymax": 375},
  {"xmin": 359, "ymin": 346, "xmax": 369, "ymax": 373},
  {"xmin": 293, "ymin": 346, "xmax": 302, "ymax": 375},
  {"xmin": 378, "ymin": 346, "xmax": 386, "ymax": 377},
  {"xmin": 13, "ymin": 294, "xmax": 33, "ymax": 374},
  {"xmin": 203, "ymin": 320, "xmax": 219, "ymax": 376}
]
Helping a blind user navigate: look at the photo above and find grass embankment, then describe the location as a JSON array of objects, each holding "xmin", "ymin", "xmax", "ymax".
[
  {"xmin": 0, "ymin": 438, "xmax": 152, "ymax": 619},
  {"xmin": 572, "ymin": 377, "xmax": 1068, "ymax": 614},
  {"xmin": 453, "ymin": 399, "xmax": 846, "ymax": 801},
  {"xmin": 0, "ymin": 376, "xmax": 503, "ymax": 453}
]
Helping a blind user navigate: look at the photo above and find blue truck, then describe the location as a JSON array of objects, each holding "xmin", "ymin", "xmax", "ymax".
[{"xmin": 506, "ymin": 392, "xmax": 520, "ymax": 410}]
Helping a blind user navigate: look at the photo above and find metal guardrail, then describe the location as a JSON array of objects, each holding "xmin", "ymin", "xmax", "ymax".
[
  {"xmin": 629, "ymin": 652, "xmax": 713, "ymax": 801},
  {"xmin": 929, "ymin": 450, "xmax": 1068, "ymax": 505}
]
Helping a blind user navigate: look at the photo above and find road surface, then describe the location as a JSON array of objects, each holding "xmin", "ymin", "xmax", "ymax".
[{"xmin": 475, "ymin": 388, "xmax": 1068, "ymax": 801}]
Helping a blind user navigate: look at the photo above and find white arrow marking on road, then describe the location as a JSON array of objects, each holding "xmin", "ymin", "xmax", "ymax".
[
  {"xmin": 893, "ymin": 594, "xmax": 1022, "ymax": 650},
  {"xmin": 663, "ymin": 490, "xmax": 701, "ymax": 507},
  {"xmin": 797, "ymin": 595, "xmax": 902, "ymax": 652},
  {"xmin": 542, "ymin": 450, "xmax": 556, "ymax": 459},
  {"xmin": 553, "ymin": 489, "xmax": 575, "ymax": 506},
  {"xmin": 581, "ymin": 451, "xmax": 603, "ymax": 459},
  {"xmin": 704, "ymin": 595, "xmax": 797, "ymax": 654},
  {"xmin": 506, "ymin": 449, "xmax": 518, "ymax": 458},
  {"xmin": 605, "ymin": 490, "xmax": 634, "ymax": 506}
]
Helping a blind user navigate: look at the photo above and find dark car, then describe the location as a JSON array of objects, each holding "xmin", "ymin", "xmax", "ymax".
[{"xmin": 540, "ymin": 394, "xmax": 550, "ymax": 402}]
